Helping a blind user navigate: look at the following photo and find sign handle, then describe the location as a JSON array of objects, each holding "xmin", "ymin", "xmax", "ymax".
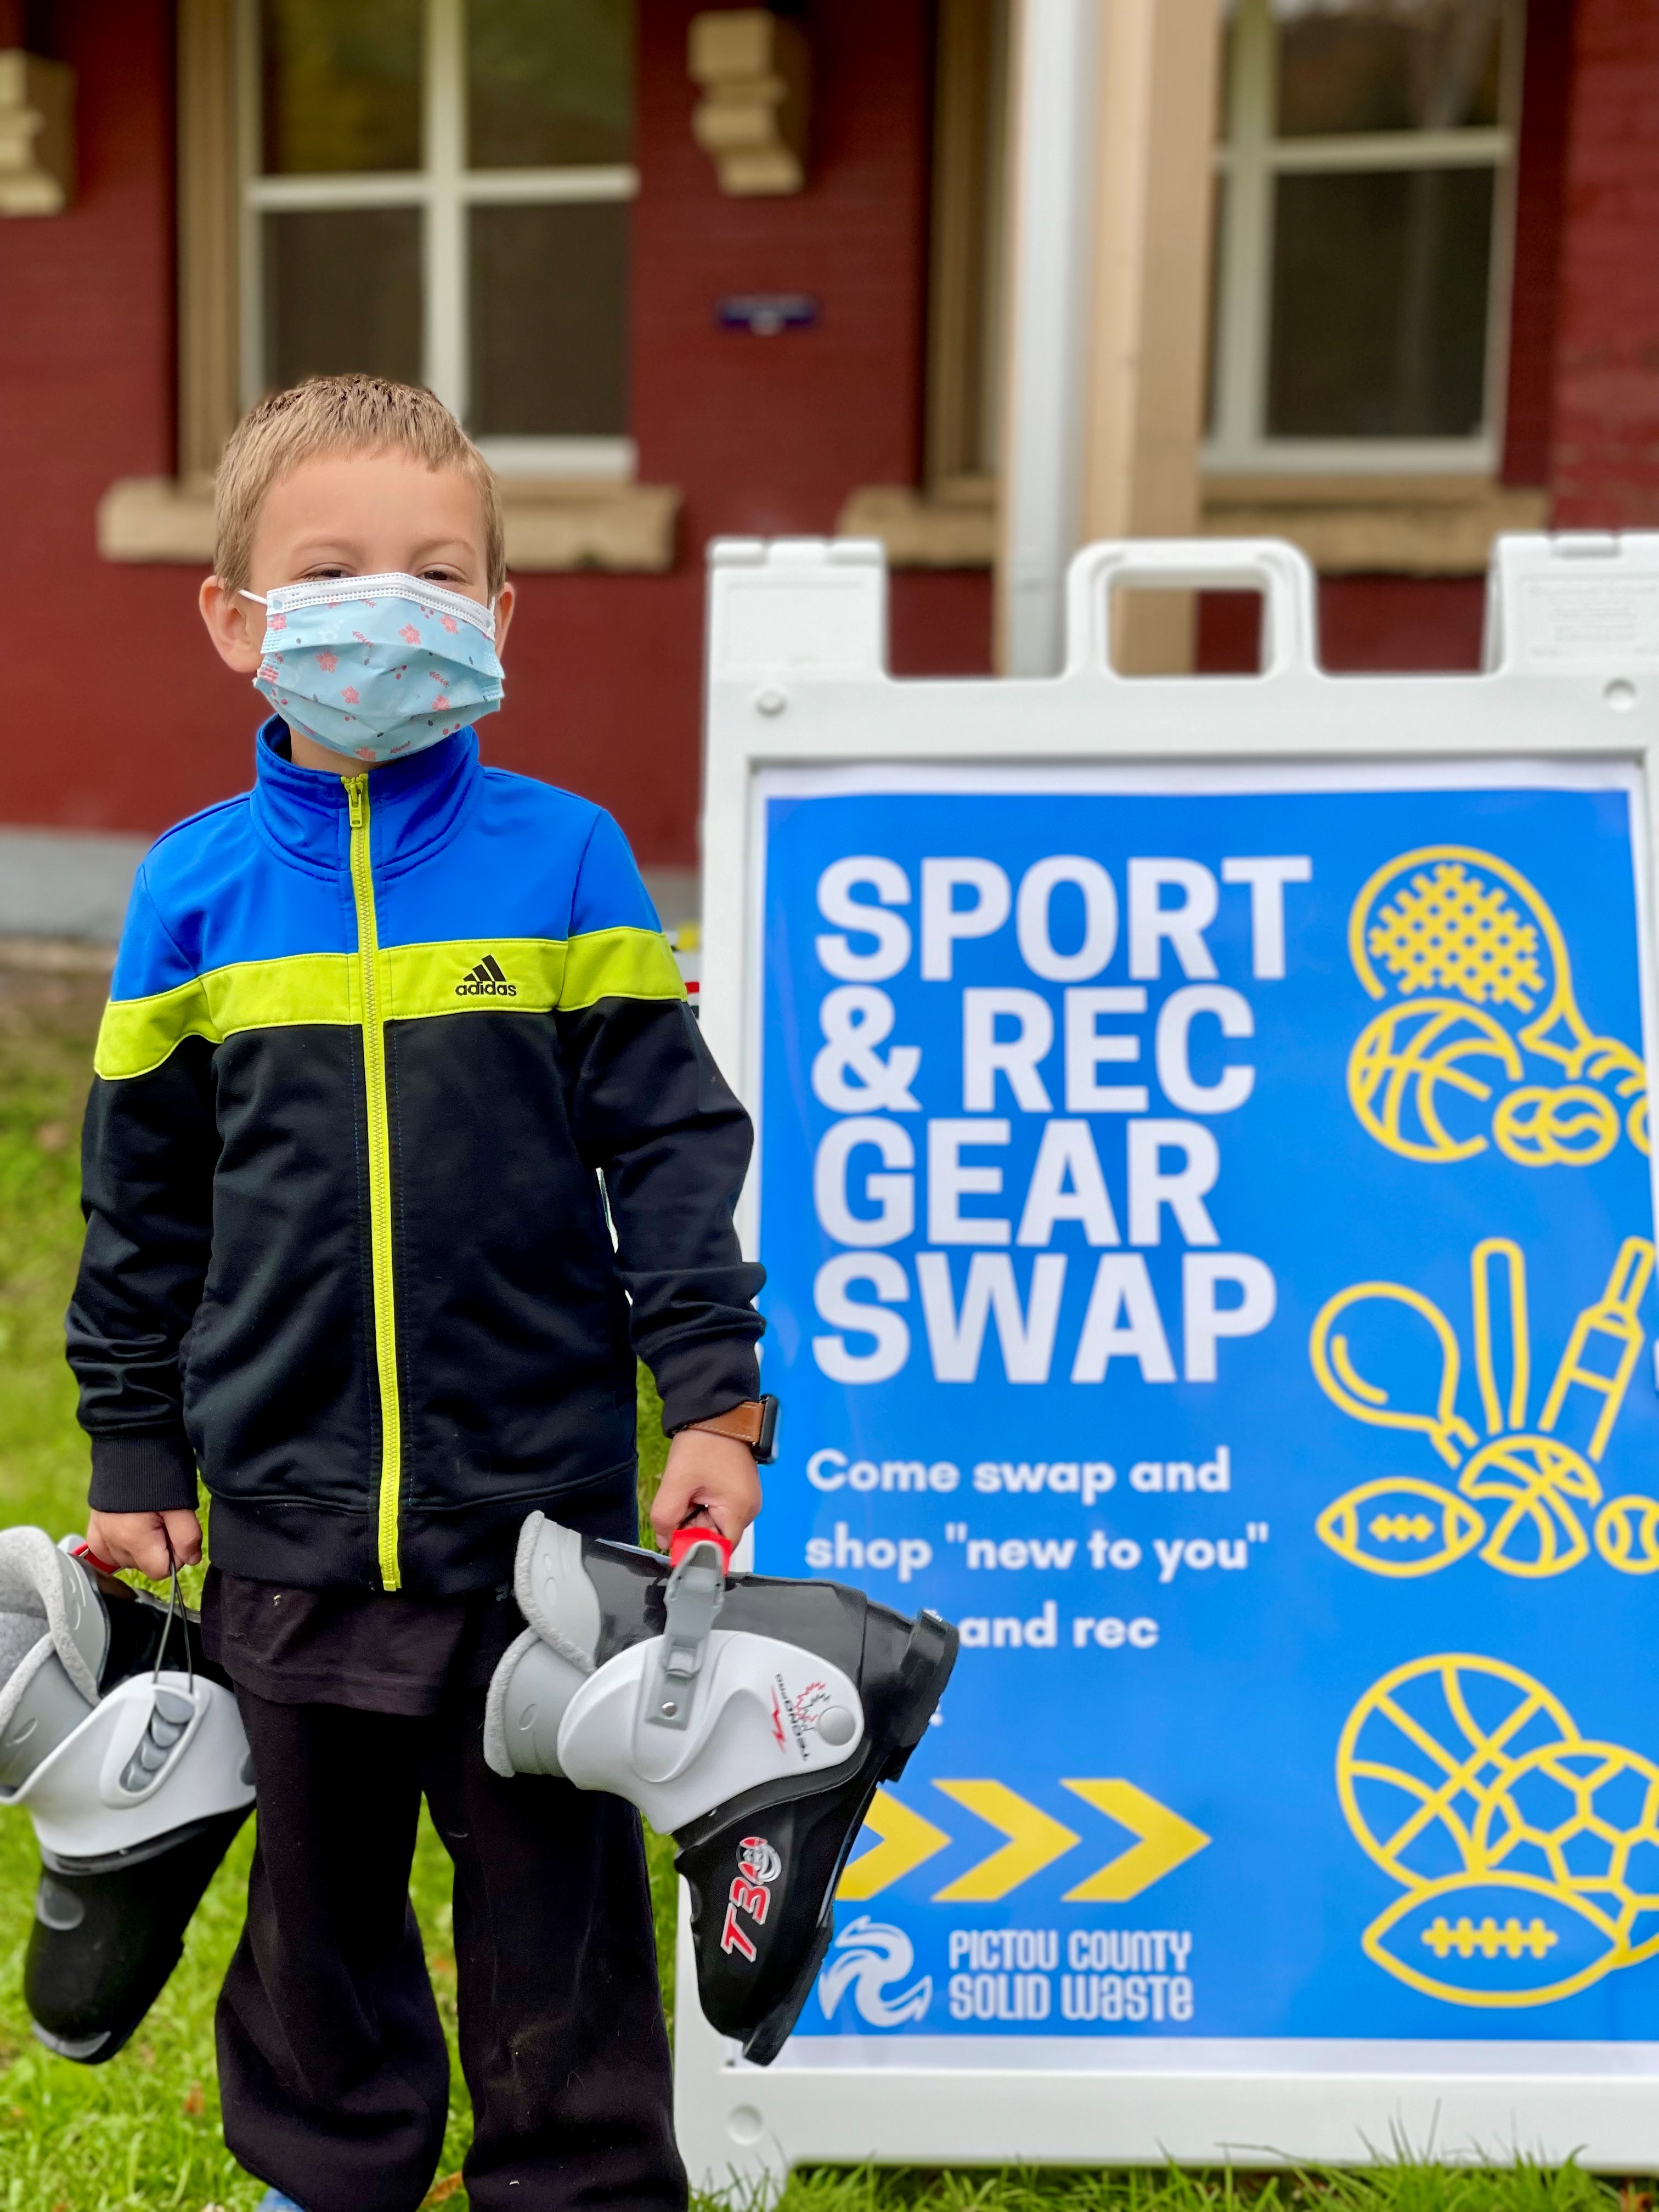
[{"xmin": 1062, "ymin": 536, "xmax": 1320, "ymax": 681}]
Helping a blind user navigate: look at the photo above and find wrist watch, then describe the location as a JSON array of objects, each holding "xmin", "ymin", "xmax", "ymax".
[{"xmin": 675, "ymin": 1395, "xmax": 780, "ymax": 1464}]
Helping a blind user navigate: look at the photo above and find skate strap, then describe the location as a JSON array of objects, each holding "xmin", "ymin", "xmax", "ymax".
[
  {"xmin": 66, "ymin": 1541, "xmax": 121, "ymax": 1579},
  {"xmin": 646, "ymin": 1538, "xmax": 727, "ymax": 1734}
]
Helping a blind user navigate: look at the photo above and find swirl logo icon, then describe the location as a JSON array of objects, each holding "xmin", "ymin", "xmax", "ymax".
[
  {"xmin": 1311, "ymin": 1234, "xmax": 1656, "ymax": 1578},
  {"xmin": 1339, "ymin": 1655, "xmax": 1659, "ymax": 2007},
  {"xmin": 1346, "ymin": 845, "xmax": 1647, "ymax": 1167},
  {"xmin": 817, "ymin": 1915, "xmax": 934, "ymax": 2028}
]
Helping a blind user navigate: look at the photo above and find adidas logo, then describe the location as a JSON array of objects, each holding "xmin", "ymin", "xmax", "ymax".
[{"xmin": 455, "ymin": 952, "xmax": 518, "ymax": 998}]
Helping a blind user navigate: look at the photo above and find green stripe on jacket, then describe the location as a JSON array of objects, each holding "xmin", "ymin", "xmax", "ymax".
[{"xmin": 94, "ymin": 929, "xmax": 686, "ymax": 1080}]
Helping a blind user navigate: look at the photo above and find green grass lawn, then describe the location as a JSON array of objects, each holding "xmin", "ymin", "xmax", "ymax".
[{"xmin": 0, "ymin": 946, "xmax": 1645, "ymax": 2212}]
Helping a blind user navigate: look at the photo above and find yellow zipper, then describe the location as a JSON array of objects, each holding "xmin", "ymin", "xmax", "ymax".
[{"xmin": 347, "ymin": 776, "xmax": 403, "ymax": 1592}]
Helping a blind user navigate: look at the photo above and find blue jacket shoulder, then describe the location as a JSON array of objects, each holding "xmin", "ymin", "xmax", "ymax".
[{"xmin": 477, "ymin": 770, "xmax": 658, "ymax": 934}]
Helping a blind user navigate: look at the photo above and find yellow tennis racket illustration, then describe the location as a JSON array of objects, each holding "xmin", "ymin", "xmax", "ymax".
[
  {"xmin": 1339, "ymin": 1654, "xmax": 1659, "ymax": 2006},
  {"xmin": 1312, "ymin": 1236, "xmax": 1656, "ymax": 1577},
  {"xmin": 1347, "ymin": 846, "xmax": 1647, "ymax": 1167}
]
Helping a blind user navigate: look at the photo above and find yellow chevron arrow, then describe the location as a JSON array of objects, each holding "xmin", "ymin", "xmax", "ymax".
[
  {"xmin": 837, "ymin": 1789, "xmax": 952, "ymax": 1901},
  {"xmin": 1060, "ymin": 1779, "xmax": 1210, "ymax": 1902},
  {"xmin": 929, "ymin": 1781, "xmax": 1081, "ymax": 1902}
]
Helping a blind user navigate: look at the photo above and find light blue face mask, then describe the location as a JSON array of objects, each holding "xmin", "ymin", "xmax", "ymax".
[{"xmin": 244, "ymin": 573, "xmax": 505, "ymax": 767}]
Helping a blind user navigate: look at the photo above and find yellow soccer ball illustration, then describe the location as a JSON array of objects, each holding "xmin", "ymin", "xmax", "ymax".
[
  {"xmin": 1470, "ymin": 1738, "xmax": 1659, "ymax": 1960},
  {"xmin": 1316, "ymin": 1477, "xmax": 1485, "ymax": 1579}
]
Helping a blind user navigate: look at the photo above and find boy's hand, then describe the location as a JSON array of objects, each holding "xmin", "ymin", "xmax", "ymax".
[
  {"xmin": 650, "ymin": 1430, "xmax": 761, "ymax": 1549},
  {"xmin": 84, "ymin": 1509, "xmax": 202, "ymax": 1581}
]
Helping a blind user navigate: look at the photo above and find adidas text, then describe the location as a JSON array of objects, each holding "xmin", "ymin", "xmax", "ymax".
[{"xmin": 457, "ymin": 953, "xmax": 517, "ymax": 998}]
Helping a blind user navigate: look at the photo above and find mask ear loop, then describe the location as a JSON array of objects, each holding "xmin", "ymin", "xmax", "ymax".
[
  {"xmin": 240, "ymin": 590, "xmax": 267, "ymax": 607},
  {"xmin": 152, "ymin": 1531, "xmax": 194, "ymax": 1696}
]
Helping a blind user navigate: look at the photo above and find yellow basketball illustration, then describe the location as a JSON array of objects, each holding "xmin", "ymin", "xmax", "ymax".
[
  {"xmin": 1458, "ymin": 1435, "xmax": 1599, "ymax": 1578},
  {"xmin": 1316, "ymin": 1478, "xmax": 1485, "ymax": 1578},
  {"xmin": 1336, "ymin": 1653, "xmax": 1576, "ymax": 1888},
  {"xmin": 1346, "ymin": 845, "xmax": 1647, "ymax": 1167},
  {"xmin": 1348, "ymin": 1001, "xmax": 1520, "ymax": 1164}
]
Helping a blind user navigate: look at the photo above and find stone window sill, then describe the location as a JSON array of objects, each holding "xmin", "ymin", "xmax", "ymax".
[
  {"xmin": 96, "ymin": 476, "xmax": 681, "ymax": 573},
  {"xmin": 1201, "ymin": 476, "xmax": 1551, "ymax": 575},
  {"xmin": 836, "ymin": 478, "xmax": 997, "ymax": 567},
  {"xmin": 835, "ymin": 475, "xmax": 1551, "ymax": 576}
]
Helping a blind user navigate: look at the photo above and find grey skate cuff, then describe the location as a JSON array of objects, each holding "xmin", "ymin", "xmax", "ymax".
[{"xmin": 87, "ymin": 1432, "xmax": 200, "ymax": 1515}]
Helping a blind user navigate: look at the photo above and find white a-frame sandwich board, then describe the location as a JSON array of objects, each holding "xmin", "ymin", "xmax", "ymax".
[{"xmin": 675, "ymin": 533, "xmax": 1659, "ymax": 2194}]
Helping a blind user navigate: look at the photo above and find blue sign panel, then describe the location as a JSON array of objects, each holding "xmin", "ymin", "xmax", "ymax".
[{"xmin": 749, "ymin": 765, "xmax": 1659, "ymax": 2050}]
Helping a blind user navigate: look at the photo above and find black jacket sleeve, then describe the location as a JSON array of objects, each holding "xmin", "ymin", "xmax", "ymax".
[
  {"xmin": 556, "ymin": 994, "xmax": 766, "ymax": 1434},
  {"xmin": 66, "ymin": 1037, "xmax": 219, "ymax": 1513}
]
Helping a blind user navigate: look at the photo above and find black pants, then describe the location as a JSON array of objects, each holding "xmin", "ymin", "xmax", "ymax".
[{"xmin": 216, "ymin": 1686, "xmax": 687, "ymax": 2212}]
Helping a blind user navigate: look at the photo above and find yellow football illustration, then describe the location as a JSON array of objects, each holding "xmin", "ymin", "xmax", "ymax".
[
  {"xmin": 1364, "ymin": 1870, "xmax": 1625, "ymax": 2007},
  {"xmin": 1317, "ymin": 1477, "xmax": 1485, "ymax": 1578}
]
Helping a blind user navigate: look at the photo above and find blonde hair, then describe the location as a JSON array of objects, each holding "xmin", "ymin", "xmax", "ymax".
[{"xmin": 213, "ymin": 374, "xmax": 505, "ymax": 597}]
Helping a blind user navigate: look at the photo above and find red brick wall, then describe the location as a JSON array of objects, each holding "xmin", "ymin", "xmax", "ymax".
[
  {"xmin": 0, "ymin": 0, "xmax": 988, "ymax": 861},
  {"xmin": 1197, "ymin": 578, "xmax": 1486, "ymax": 675},
  {"xmin": 1551, "ymin": 0, "xmax": 1659, "ymax": 525},
  {"xmin": 490, "ymin": 0, "xmax": 970, "ymax": 862},
  {"xmin": 0, "ymin": 3, "xmax": 255, "ymax": 834}
]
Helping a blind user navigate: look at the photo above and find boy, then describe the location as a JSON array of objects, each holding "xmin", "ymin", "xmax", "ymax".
[{"xmin": 66, "ymin": 374, "xmax": 768, "ymax": 2212}]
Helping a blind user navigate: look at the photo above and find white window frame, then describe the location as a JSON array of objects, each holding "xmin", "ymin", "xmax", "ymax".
[
  {"xmin": 236, "ymin": 0, "xmax": 638, "ymax": 478},
  {"xmin": 1205, "ymin": 0, "xmax": 1522, "ymax": 478}
]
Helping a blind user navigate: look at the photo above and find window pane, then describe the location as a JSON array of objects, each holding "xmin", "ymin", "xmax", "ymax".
[
  {"xmin": 468, "ymin": 202, "xmax": 628, "ymax": 437},
  {"xmin": 1277, "ymin": 0, "xmax": 1503, "ymax": 137},
  {"xmin": 466, "ymin": 0, "xmax": 634, "ymax": 169},
  {"xmin": 1266, "ymin": 166, "xmax": 1493, "ymax": 437},
  {"xmin": 261, "ymin": 0, "xmax": 423, "ymax": 174},
  {"xmin": 264, "ymin": 209, "xmax": 424, "ymax": 391}
]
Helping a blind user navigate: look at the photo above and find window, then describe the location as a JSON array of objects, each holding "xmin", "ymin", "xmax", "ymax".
[
  {"xmin": 1207, "ymin": 0, "xmax": 1518, "ymax": 473},
  {"xmin": 240, "ymin": 0, "xmax": 636, "ymax": 477},
  {"xmin": 925, "ymin": 0, "xmax": 1011, "ymax": 490}
]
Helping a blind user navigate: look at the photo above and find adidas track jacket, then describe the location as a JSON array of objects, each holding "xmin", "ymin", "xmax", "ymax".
[{"xmin": 67, "ymin": 725, "xmax": 764, "ymax": 1596}]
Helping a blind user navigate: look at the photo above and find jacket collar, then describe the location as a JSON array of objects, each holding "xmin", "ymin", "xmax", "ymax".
[{"xmin": 250, "ymin": 718, "xmax": 482, "ymax": 877}]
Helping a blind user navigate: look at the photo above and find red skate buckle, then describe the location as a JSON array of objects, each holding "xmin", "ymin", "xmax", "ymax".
[
  {"xmin": 69, "ymin": 1540, "xmax": 122, "ymax": 1578},
  {"xmin": 669, "ymin": 1522, "xmax": 734, "ymax": 1572}
]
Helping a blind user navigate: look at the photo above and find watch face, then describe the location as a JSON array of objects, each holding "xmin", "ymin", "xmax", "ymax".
[{"xmin": 757, "ymin": 1396, "xmax": 781, "ymax": 1465}]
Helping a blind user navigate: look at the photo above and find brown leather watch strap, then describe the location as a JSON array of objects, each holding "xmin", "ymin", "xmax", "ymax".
[{"xmin": 679, "ymin": 1401, "xmax": 768, "ymax": 1451}]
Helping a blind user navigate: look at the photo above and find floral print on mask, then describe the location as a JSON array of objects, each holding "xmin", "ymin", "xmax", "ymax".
[{"xmin": 245, "ymin": 573, "xmax": 505, "ymax": 765}]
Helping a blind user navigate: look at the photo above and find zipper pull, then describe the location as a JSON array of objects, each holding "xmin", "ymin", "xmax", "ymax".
[{"xmin": 347, "ymin": 776, "xmax": 366, "ymax": 830}]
